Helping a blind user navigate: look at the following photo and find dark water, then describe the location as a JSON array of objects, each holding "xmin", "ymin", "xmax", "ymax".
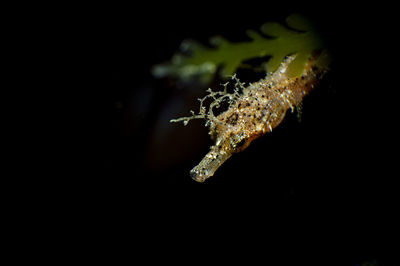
[{"xmin": 56, "ymin": 2, "xmax": 397, "ymax": 264}]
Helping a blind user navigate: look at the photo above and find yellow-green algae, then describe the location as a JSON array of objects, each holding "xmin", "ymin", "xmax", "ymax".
[{"xmin": 152, "ymin": 14, "xmax": 329, "ymax": 83}]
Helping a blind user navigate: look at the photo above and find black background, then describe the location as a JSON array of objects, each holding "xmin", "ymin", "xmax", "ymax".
[{"xmin": 51, "ymin": 2, "xmax": 398, "ymax": 264}]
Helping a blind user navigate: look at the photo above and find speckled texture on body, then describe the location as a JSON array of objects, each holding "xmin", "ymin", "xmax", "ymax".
[{"xmin": 172, "ymin": 53, "xmax": 329, "ymax": 182}]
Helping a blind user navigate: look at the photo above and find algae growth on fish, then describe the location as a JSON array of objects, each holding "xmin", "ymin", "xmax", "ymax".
[{"xmin": 171, "ymin": 52, "xmax": 329, "ymax": 182}]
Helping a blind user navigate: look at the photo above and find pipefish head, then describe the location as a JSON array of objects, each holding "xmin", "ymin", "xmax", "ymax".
[{"xmin": 190, "ymin": 108, "xmax": 256, "ymax": 182}]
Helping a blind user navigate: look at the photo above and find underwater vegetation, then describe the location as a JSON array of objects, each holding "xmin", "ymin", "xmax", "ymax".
[
  {"xmin": 153, "ymin": 14, "xmax": 331, "ymax": 182},
  {"xmin": 152, "ymin": 14, "xmax": 330, "ymax": 84}
]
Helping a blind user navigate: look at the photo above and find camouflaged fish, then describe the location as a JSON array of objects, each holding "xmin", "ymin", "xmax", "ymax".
[{"xmin": 171, "ymin": 52, "xmax": 330, "ymax": 182}]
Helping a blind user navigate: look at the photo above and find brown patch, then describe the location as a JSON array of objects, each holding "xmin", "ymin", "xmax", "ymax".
[{"xmin": 226, "ymin": 113, "xmax": 238, "ymax": 126}]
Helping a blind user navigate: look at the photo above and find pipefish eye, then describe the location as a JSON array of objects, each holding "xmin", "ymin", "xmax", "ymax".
[
  {"xmin": 230, "ymin": 134, "xmax": 247, "ymax": 151},
  {"xmin": 235, "ymin": 138, "xmax": 246, "ymax": 148}
]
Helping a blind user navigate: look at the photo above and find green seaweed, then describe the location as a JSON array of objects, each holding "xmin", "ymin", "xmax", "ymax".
[{"xmin": 152, "ymin": 14, "xmax": 327, "ymax": 84}]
